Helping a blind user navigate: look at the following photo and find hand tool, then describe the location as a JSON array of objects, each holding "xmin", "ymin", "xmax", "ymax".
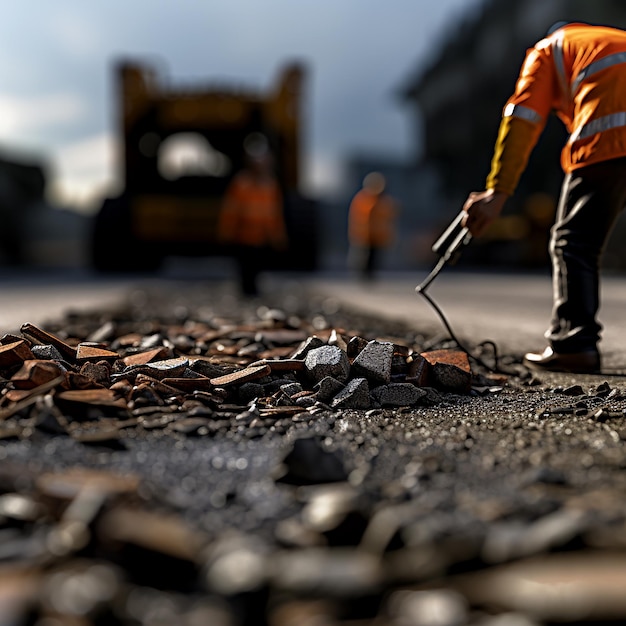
[
  {"xmin": 415, "ymin": 210, "xmax": 472, "ymax": 294},
  {"xmin": 415, "ymin": 210, "xmax": 500, "ymax": 372}
]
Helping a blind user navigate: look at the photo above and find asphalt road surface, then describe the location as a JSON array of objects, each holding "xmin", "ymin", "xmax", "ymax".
[
  {"xmin": 3, "ymin": 265, "xmax": 626, "ymax": 623},
  {"xmin": 2, "ymin": 266, "xmax": 626, "ymax": 371}
]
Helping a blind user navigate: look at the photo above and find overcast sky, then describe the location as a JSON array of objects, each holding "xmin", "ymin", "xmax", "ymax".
[{"xmin": 0, "ymin": 0, "xmax": 484, "ymax": 211}]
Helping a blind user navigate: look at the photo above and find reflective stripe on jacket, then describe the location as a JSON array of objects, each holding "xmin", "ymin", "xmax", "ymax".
[{"xmin": 487, "ymin": 23, "xmax": 626, "ymax": 194}]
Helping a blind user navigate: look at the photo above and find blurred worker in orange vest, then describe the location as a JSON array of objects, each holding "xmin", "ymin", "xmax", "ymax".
[
  {"xmin": 462, "ymin": 21, "xmax": 626, "ymax": 374},
  {"xmin": 218, "ymin": 134, "xmax": 288, "ymax": 296},
  {"xmin": 347, "ymin": 172, "xmax": 397, "ymax": 281}
]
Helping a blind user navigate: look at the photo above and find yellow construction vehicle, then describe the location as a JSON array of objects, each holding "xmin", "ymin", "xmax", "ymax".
[{"xmin": 91, "ymin": 58, "xmax": 318, "ymax": 272}]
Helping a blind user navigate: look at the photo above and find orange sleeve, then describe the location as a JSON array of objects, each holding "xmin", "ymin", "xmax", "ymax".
[
  {"xmin": 485, "ymin": 42, "xmax": 557, "ymax": 195},
  {"xmin": 506, "ymin": 44, "xmax": 560, "ymax": 121}
]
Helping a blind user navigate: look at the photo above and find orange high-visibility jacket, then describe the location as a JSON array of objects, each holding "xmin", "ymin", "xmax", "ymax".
[
  {"xmin": 487, "ymin": 23, "xmax": 626, "ymax": 195},
  {"xmin": 348, "ymin": 190, "xmax": 396, "ymax": 247},
  {"xmin": 218, "ymin": 171, "xmax": 287, "ymax": 247}
]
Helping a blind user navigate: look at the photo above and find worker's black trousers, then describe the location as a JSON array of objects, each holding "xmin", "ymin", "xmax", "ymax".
[
  {"xmin": 236, "ymin": 245, "xmax": 264, "ymax": 297},
  {"xmin": 547, "ymin": 156, "xmax": 626, "ymax": 353},
  {"xmin": 348, "ymin": 244, "xmax": 381, "ymax": 281}
]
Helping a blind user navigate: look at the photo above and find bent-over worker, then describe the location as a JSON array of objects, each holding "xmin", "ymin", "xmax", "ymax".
[{"xmin": 462, "ymin": 21, "xmax": 626, "ymax": 373}]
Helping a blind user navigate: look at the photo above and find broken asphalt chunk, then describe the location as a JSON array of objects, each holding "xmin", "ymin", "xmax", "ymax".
[
  {"xmin": 331, "ymin": 377, "xmax": 370, "ymax": 409},
  {"xmin": 406, "ymin": 354, "xmax": 431, "ymax": 387},
  {"xmin": 36, "ymin": 467, "xmax": 140, "ymax": 502},
  {"xmin": 312, "ymin": 376, "xmax": 345, "ymax": 404},
  {"xmin": 276, "ymin": 437, "xmax": 348, "ymax": 485},
  {"xmin": 351, "ymin": 340, "xmax": 394, "ymax": 385},
  {"xmin": 0, "ymin": 340, "xmax": 35, "ymax": 368},
  {"xmin": 455, "ymin": 551, "xmax": 626, "ymax": 623},
  {"xmin": 79, "ymin": 361, "xmax": 112, "ymax": 386},
  {"xmin": 20, "ymin": 323, "xmax": 77, "ymax": 361},
  {"xmin": 291, "ymin": 335, "xmax": 325, "ymax": 360},
  {"xmin": 305, "ymin": 345, "xmax": 350, "ymax": 384},
  {"xmin": 11, "ymin": 360, "xmax": 67, "ymax": 390},
  {"xmin": 30, "ymin": 344, "xmax": 64, "ymax": 361},
  {"xmin": 204, "ymin": 535, "xmax": 269, "ymax": 596},
  {"xmin": 371, "ymin": 383, "xmax": 428, "ymax": 407},
  {"xmin": 55, "ymin": 389, "xmax": 128, "ymax": 409},
  {"xmin": 0, "ymin": 375, "xmax": 67, "ymax": 418},
  {"xmin": 145, "ymin": 357, "xmax": 190, "ymax": 378},
  {"xmin": 160, "ymin": 377, "xmax": 214, "ymax": 392},
  {"xmin": 97, "ymin": 507, "xmax": 205, "ymax": 589},
  {"xmin": 122, "ymin": 347, "xmax": 170, "ymax": 367},
  {"xmin": 189, "ymin": 358, "xmax": 234, "ymax": 378},
  {"xmin": 272, "ymin": 548, "xmax": 381, "ymax": 596},
  {"xmin": 249, "ymin": 358, "xmax": 306, "ymax": 373},
  {"xmin": 76, "ymin": 344, "xmax": 119, "ymax": 361},
  {"xmin": 421, "ymin": 349, "xmax": 472, "ymax": 394},
  {"xmin": 346, "ymin": 335, "xmax": 368, "ymax": 360},
  {"xmin": 209, "ymin": 363, "xmax": 271, "ymax": 387}
]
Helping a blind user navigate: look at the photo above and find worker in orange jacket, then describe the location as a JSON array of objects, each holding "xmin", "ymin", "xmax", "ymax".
[
  {"xmin": 218, "ymin": 137, "xmax": 288, "ymax": 296},
  {"xmin": 348, "ymin": 172, "xmax": 397, "ymax": 281},
  {"xmin": 463, "ymin": 21, "xmax": 626, "ymax": 373}
]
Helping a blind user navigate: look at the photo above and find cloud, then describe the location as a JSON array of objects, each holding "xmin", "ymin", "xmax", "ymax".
[
  {"xmin": 49, "ymin": 132, "xmax": 121, "ymax": 211},
  {"xmin": 303, "ymin": 152, "xmax": 347, "ymax": 198},
  {"xmin": 0, "ymin": 92, "xmax": 85, "ymax": 147}
]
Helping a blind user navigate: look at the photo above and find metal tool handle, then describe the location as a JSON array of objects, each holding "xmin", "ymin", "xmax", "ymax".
[
  {"xmin": 415, "ymin": 210, "xmax": 473, "ymax": 293},
  {"xmin": 431, "ymin": 210, "xmax": 472, "ymax": 262}
]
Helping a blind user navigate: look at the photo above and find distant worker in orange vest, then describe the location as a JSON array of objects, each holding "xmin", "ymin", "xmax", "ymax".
[
  {"xmin": 462, "ymin": 22, "xmax": 626, "ymax": 374},
  {"xmin": 347, "ymin": 172, "xmax": 397, "ymax": 281},
  {"xmin": 218, "ymin": 134, "xmax": 288, "ymax": 297}
]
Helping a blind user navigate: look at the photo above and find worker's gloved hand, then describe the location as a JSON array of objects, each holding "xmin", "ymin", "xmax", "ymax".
[{"xmin": 462, "ymin": 189, "xmax": 508, "ymax": 237}]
